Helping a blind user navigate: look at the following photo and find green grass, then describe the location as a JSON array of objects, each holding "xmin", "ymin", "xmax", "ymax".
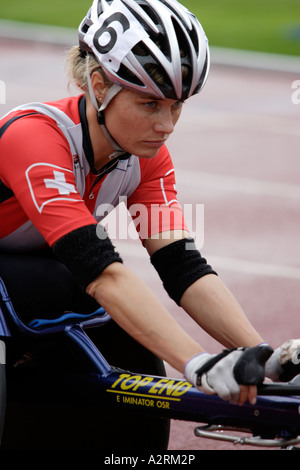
[
  {"xmin": 1, "ymin": 0, "xmax": 300, "ymax": 56},
  {"xmin": 184, "ymin": 0, "xmax": 300, "ymax": 56},
  {"xmin": 0, "ymin": 0, "xmax": 91, "ymax": 28}
]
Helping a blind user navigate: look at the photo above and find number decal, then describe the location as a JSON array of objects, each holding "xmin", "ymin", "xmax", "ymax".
[
  {"xmin": 85, "ymin": 0, "xmax": 149, "ymax": 71},
  {"xmin": 93, "ymin": 13, "xmax": 130, "ymax": 55}
]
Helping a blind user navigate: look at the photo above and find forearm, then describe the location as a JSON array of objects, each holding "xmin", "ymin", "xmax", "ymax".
[
  {"xmin": 180, "ymin": 274, "xmax": 263, "ymax": 349},
  {"xmin": 86, "ymin": 262, "xmax": 202, "ymax": 372}
]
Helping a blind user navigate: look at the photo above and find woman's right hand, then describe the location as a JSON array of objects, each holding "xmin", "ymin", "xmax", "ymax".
[{"xmin": 184, "ymin": 344, "xmax": 273, "ymax": 405}]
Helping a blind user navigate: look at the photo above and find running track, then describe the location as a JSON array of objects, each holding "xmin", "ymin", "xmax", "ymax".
[{"xmin": 1, "ymin": 35, "xmax": 300, "ymax": 450}]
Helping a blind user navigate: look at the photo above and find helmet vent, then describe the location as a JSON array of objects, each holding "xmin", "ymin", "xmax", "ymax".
[{"xmin": 117, "ymin": 63, "xmax": 144, "ymax": 86}]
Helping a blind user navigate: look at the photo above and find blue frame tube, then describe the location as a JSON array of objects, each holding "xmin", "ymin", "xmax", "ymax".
[{"xmin": 62, "ymin": 324, "xmax": 300, "ymax": 439}]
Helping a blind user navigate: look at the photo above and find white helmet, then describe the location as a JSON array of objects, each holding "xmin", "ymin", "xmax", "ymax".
[{"xmin": 79, "ymin": 0, "xmax": 210, "ymax": 101}]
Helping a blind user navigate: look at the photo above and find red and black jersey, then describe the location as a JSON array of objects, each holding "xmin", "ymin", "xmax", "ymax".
[{"xmin": 0, "ymin": 95, "xmax": 186, "ymax": 252}]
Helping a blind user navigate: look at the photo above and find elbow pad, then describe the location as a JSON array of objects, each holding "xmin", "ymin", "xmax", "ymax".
[
  {"xmin": 53, "ymin": 224, "xmax": 122, "ymax": 290},
  {"xmin": 150, "ymin": 238, "xmax": 217, "ymax": 305}
]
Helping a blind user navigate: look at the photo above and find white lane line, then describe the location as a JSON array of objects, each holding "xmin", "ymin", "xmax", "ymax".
[
  {"xmin": 115, "ymin": 242, "xmax": 300, "ymax": 281},
  {"xmin": 208, "ymin": 255, "xmax": 300, "ymax": 280},
  {"xmin": 175, "ymin": 169, "xmax": 300, "ymax": 200},
  {"xmin": 210, "ymin": 46, "xmax": 300, "ymax": 74},
  {"xmin": 174, "ymin": 110, "xmax": 300, "ymax": 137}
]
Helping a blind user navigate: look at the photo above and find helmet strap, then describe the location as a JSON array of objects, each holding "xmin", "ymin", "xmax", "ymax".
[
  {"xmin": 86, "ymin": 55, "xmax": 128, "ymax": 160},
  {"xmin": 97, "ymin": 108, "xmax": 128, "ymax": 160},
  {"xmin": 97, "ymin": 85, "xmax": 126, "ymax": 159}
]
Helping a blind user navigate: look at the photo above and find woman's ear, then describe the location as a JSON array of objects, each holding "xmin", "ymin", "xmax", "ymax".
[{"xmin": 91, "ymin": 71, "xmax": 108, "ymax": 104}]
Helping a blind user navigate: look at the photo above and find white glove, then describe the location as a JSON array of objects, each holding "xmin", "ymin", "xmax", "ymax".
[
  {"xmin": 184, "ymin": 344, "xmax": 273, "ymax": 404},
  {"xmin": 184, "ymin": 349, "xmax": 246, "ymax": 404},
  {"xmin": 265, "ymin": 339, "xmax": 300, "ymax": 382}
]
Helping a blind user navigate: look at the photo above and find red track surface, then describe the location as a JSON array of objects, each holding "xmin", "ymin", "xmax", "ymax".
[{"xmin": 1, "ymin": 38, "xmax": 299, "ymax": 450}]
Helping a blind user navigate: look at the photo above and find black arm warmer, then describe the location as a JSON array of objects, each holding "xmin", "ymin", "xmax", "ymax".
[
  {"xmin": 150, "ymin": 238, "xmax": 217, "ymax": 306},
  {"xmin": 53, "ymin": 224, "xmax": 123, "ymax": 290}
]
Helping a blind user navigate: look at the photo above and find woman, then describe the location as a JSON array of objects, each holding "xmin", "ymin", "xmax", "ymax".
[{"xmin": 0, "ymin": 0, "xmax": 294, "ymax": 448}]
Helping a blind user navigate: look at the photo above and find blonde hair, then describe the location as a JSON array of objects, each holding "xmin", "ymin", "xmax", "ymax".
[
  {"xmin": 66, "ymin": 44, "xmax": 188, "ymax": 95},
  {"xmin": 65, "ymin": 46, "xmax": 113, "ymax": 93}
]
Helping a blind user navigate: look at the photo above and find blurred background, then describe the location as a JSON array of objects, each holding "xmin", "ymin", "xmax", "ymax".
[
  {"xmin": 0, "ymin": 0, "xmax": 299, "ymax": 56},
  {"xmin": 0, "ymin": 0, "xmax": 299, "ymax": 452}
]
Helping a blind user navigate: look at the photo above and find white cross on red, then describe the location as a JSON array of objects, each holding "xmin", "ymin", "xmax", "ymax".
[{"xmin": 44, "ymin": 170, "xmax": 77, "ymax": 196}]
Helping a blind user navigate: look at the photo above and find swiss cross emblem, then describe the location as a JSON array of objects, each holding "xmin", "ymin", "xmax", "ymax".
[
  {"xmin": 44, "ymin": 170, "xmax": 77, "ymax": 195},
  {"xmin": 25, "ymin": 163, "xmax": 79, "ymax": 213}
]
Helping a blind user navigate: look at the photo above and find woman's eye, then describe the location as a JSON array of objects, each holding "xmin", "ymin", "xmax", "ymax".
[
  {"xmin": 173, "ymin": 100, "xmax": 183, "ymax": 109},
  {"xmin": 144, "ymin": 101, "xmax": 157, "ymax": 109}
]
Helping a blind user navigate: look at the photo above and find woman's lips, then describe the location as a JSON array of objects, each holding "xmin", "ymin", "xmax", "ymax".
[{"xmin": 144, "ymin": 140, "xmax": 166, "ymax": 148}]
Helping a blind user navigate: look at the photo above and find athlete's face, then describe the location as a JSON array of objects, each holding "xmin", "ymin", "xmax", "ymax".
[{"xmin": 104, "ymin": 88, "xmax": 184, "ymax": 158}]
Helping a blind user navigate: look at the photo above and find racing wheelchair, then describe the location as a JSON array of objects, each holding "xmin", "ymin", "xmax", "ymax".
[{"xmin": 0, "ymin": 276, "xmax": 299, "ymax": 451}]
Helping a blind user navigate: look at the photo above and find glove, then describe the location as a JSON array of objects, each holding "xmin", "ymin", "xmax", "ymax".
[
  {"xmin": 184, "ymin": 344, "xmax": 273, "ymax": 404},
  {"xmin": 184, "ymin": 349, "xmax": 242, "ymax": 403},
  {"xmin": 265, "ymin": 339, "xmax": 300, "ymax": 382}
]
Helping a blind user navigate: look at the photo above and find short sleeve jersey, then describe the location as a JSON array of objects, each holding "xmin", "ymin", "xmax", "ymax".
[{"xmin": 0, "ymin": 95, "xmax": 187, "ymax": 252}]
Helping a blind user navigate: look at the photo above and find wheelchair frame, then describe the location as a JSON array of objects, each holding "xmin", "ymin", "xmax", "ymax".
[{"xmin": 0, "ymin": 276, "xmax": 299, "ymax": 450}]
